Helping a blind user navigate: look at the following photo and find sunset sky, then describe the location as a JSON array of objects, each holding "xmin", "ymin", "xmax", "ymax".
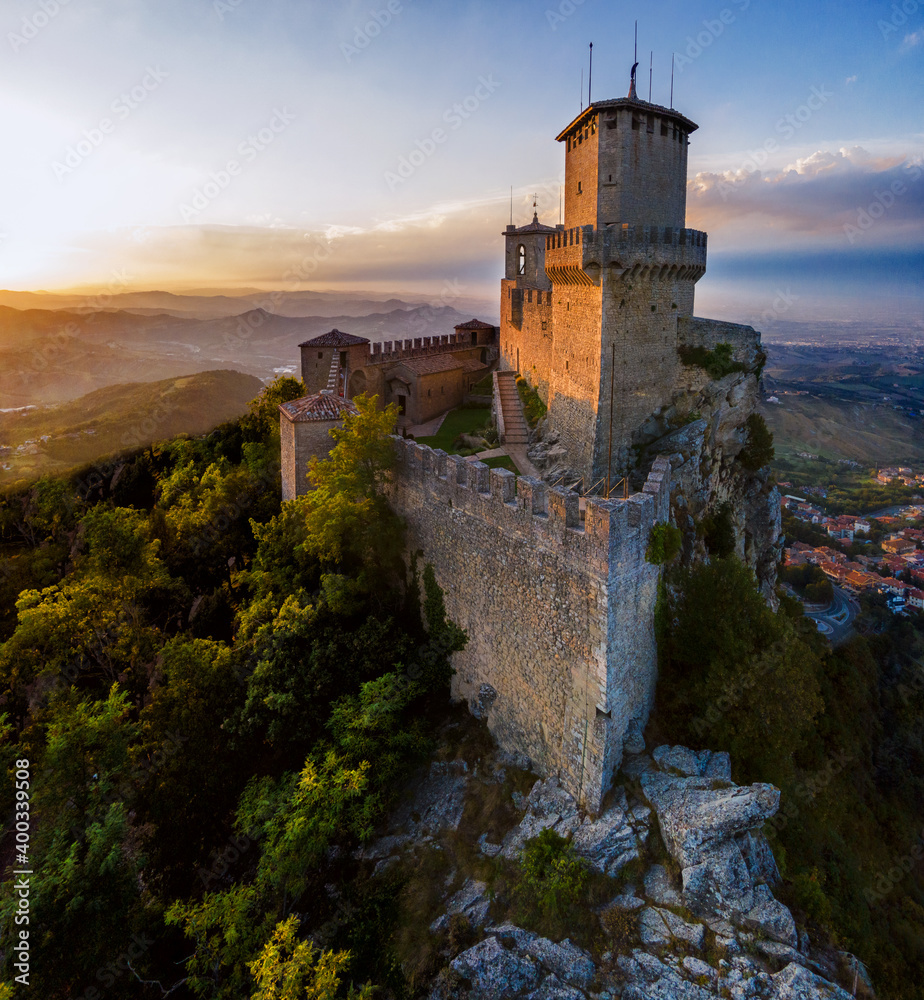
[{"xmin": 1, "ymin": 0, "xmax": 921, "ymax": 322}]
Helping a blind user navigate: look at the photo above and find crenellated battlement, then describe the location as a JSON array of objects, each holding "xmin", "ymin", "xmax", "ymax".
[
  {"xmin": 545, "ymin": 224, "xmax": 707, "ymax": 285},
  {"xmin": 392, "ymin": 436, "xmax": 670, "ymax": 558},
  {"xmin": 364, "ymin": 330, "xmax": 497, "ymax": 364}
]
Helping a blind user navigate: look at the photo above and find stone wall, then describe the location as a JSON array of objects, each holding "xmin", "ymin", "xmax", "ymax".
[
  {"xmin": 387, "ymin": 438, "xmax": 671, "ymax": 813},
  {"xmin": 280, "ymin": 419, "xmax": 337, "ymax": 501}
]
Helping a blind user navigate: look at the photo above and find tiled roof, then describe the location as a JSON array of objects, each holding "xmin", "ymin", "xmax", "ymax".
[
  {"xmin": 461, "ymin": 358, "xmax": 487, "ymax": 372},
  {"xmin": 299, "ymin": 329, "xmax": 370, "ymax": 347},
  {"xmin": 394, "ymin": 354, "xmax": 465, "ymax": 376},
  {"xmin": 454, "ymin": 318, "xmax": 496, "ymax": 329},
  {"xmin": 279, "ymin": 392, "xmax": 359, "ymax": 423}
]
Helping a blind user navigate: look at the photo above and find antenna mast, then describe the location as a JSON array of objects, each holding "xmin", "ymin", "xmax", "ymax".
[
  {"xmin": 588, "ymin": 42, "xmax": 593, "ymax": 105},
  {"xmin": 670, "ymin": 53, "xmax": 675, "ymax": 108},
  {"xmin": 510, "ymin": 186, "xmax": 513, "ymax": 225},
  {"xmin": 580, "ymin": 68, "xmax": 583, "ymax": 110},
  {"xmin": 649, "ymin": 51, "xmax": 652, "ymax": 102}
]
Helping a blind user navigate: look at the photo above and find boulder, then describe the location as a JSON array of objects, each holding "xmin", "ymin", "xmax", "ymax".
[
  {"xmin": 501, "ymin": 777, "xmax": 582, "ymax": 859},
  {"xmin": 769, "ymin": 962, "xmax": 855, "ymax": 1000},
  {"xmin": 640, "ymin": 770, "xmax": 780, "ymax": 868},
  {"xmin": 638, "ymin": 906, "xmax": 705, "ymax": 950},
  {"xmin": 643, "ymin": 865, "xmax": 683, "ymax": 908},
  {"xmin": 744, "ymin": 884, "xmax": 798, "ymax": 949},
  {"xmin": 617, "ymin": 949, "xmax": 715, "ymax": 1000},
  {"xmin": 570, "ymin": 791, "xmax": 641, "ymax": 877},
  {"xmin": 430, "ymin": 879, "xmax": 491, "ymax": 934},
  {"xmin": 524, "ymin": 936, "xmax": 596, "ymax": 990},
  {"xmin": 737, "ymin": 829, "xmax": 781, "ymax": 886},
  {"xmin": 681, "ymin": 839, "xmax": 754, "ymax": 913},
  {"xmin": 451, "ymin": 936, "xmax": 541, "ymax": 997},
  {"xmin": 524, "ymin": 974, "xmax": 585, "ymax": 1000},
  {"xmin": 391, "ymin": 760, "xmax": 469, "ymax": 838}
]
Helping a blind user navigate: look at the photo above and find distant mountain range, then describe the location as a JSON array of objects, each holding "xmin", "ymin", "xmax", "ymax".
[
  {"xmin": 0, "ymin": 288, "xmax": 498, "ymax": 321},
  {"xmin": 0, "ymin": 302, "xmax": 487, "ymax": 407}
]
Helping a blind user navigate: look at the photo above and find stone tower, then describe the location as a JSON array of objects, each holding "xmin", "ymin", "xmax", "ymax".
[{"xmin": 501, "ymin": 73, "xmax": 708, "ymax": 487}]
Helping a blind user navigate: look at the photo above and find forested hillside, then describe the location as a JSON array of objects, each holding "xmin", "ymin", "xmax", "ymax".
[{"xmin": 0, "ymin": 379, "xmax": 463, "ymax": 998}]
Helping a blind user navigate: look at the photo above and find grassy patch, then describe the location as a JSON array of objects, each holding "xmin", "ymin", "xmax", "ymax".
[
  {"xmin": 415, "ymin": 407, "xmax": 491, "ymax": 453},
  {"xmin": 482, "ymin": 455, "xmax": 520, "ymax": 474}
]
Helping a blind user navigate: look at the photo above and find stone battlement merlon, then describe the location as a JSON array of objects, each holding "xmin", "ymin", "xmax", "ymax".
[
  {"xmin": 390, "ymin": 437, "xmax": 670, "ymax": 568},
  {"xmin": 366, "ymin": 330, "xmax": 496, "ymax": 364}
]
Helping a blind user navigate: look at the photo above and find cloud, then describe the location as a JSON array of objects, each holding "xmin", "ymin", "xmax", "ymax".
[
  {"xmin": 687, "ymin": 147, "xmax": 924, "ymax": 247},
  {"xmin": 31, "ymin": 195, "xmax": 514, "ymax": 295},
  {"xmin": 901, "ymin": 29, "xmax": 923, "ymax": 50},
  {"xmin": 845, "ymin": 75, "xmax": 858, "ymax": 85}
]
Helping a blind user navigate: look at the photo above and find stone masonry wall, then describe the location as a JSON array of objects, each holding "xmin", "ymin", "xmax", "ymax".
[
  {"xmin": 500, "ymin": 280, "xmax": 554, "ymax": 397},
  {"xmin": 387, "ymin": 438, "xmax": 671, "ymax": 812},
  {"xmin": 280, "ymin": 418, "xmax": 338, "ymax": 500}
]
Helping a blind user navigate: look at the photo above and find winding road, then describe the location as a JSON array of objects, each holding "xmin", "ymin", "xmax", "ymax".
[{"xmin": 802, "ymin": 585, "xmax": 859, "ymax": 645}]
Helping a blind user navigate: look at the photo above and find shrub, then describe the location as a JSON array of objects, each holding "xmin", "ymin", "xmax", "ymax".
[
  {"xmin": 677, "ymin": 342, "xmax": 746, "ymax": 380},
  {"xmin": 600, "ymin": 905, "xmax": 638, "ymax": 951},
  {"xmin": 515, "ymin": 376, "xmax": 548, "ymax": 429},
  {"xmin": 516, "ymin": 828, "xmax": 587, "ymax": 920},
  {"xmin": 646, "ymin": 523, "xmax": 683, "ymax": 565},
  {"xmin": 738, "ymin": 413, "xmax": 775, "ymax": 471}
]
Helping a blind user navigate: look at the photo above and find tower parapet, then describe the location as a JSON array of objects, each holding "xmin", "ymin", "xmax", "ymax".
[{"xmin": 545, "ymin": 224, "xmax": 707, "ymax": 287}]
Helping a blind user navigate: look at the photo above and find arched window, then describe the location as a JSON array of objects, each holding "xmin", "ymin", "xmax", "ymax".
[{"xmin": 517, "ymin": 244, "xmax": 526, "ymax": 275}]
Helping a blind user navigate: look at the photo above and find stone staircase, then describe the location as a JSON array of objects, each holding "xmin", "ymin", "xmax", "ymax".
[{"xmin": 495, "ymin": 371, "xmax": 530, "ymax": 445}]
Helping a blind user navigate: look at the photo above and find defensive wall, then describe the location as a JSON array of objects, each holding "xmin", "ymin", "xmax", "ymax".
[{"xmin": 387, "ymin": 438, "xmax": 672, "ymax": 812}]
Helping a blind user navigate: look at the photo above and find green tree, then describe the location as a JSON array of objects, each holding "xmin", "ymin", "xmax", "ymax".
[
  {"xmin": 297, "ymin": 393, "xmax": 402, "ymax": 577},
  {"xmin": 658, "ymin": 558, "xmax": 823, "ymax": 781},
  {"xmin": 738, "ymin": 413, "xmax": 775, "ymax": 471},
  {"xmin": 248, "ymin": 915, "xmax": 371, "ymax": 1000},
  {"xmin": 242, "ymin": 376, "xmax": 307, "ymax": 441}
]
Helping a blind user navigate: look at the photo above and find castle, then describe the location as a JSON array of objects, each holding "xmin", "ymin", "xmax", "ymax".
[{"xmin": 281, "ymin": 72, "xmax": 778, "ymax": 812}]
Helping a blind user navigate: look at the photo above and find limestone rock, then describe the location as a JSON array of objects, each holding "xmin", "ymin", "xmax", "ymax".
[
  {"xmin": 391, "ymin": 760, "xmax": 469, "ymax": 838},
  {"xmin": 638, "ymin": 906, "xmax": 705, "ymax": 950},
  {"xmin": 744, "ymin": 884, "xmax": 797, "ymax": 948},
  {"xmin": 524, "ymin": 974, "xmax": 585, "ymax": 1000},
  {"xmin": 605, "ymin": 891, "xmax": 645, "ymax": 912},
  {"xmin": 430, "ymin": 879, "xmax": 491, "ymax": 934},
  {"xmin": 523, "ymin": 936, "xmax": 596, "ymax": 990},
  {"xmin": 451, "ymin": 936, "xmax": 541, "ymax": 997},
  {"xmin": 769, "ymin": 962, "xmax": 855, "ymax": 1000},
  {"xmin": 640, "ymin": 769, "xmax": 780, "ymax": 868},
  {"xmin": 570, "ymin": 791, "xmax": 641, "ymax": 877},
  {"xmin": 737, "ymin": 828, "xmax": 781, "ymax": 886},
  {"xmin": 681, "ymin": 839, "xmax": 754, "ymax": 913},
  {"xmin": 617, "ymin": 949, "xmax": 715, "ymax": 1000},
  {"xmin": 643, "ymin": 864, "xmax": 683, "ymax": 908},
  {"xmin": 501, "ymin": 777, "xmax": 582, "ymax": 859}
]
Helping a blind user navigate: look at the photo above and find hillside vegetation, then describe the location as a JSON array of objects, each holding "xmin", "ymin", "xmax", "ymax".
[{"xmin": 0, "ymin": 370, "xmax": 264, "ymax": 487}]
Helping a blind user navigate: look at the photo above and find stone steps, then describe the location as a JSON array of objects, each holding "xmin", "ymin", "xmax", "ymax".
[{"xmin": 496, "ymin": 373, "xmax": 530, "ymax": 444}]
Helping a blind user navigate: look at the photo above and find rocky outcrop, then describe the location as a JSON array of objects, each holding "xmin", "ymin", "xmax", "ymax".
[
  {"xmin": 499, "ymin": 777, "xmax": 650, "ymax": 878},
  {"xmin": 420, "ymin": 743, "xmax": 869, "ymax": 1000},
  {"xmin": 639, "ymin": 745, "xmax": 796, "ymax": 948}
]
